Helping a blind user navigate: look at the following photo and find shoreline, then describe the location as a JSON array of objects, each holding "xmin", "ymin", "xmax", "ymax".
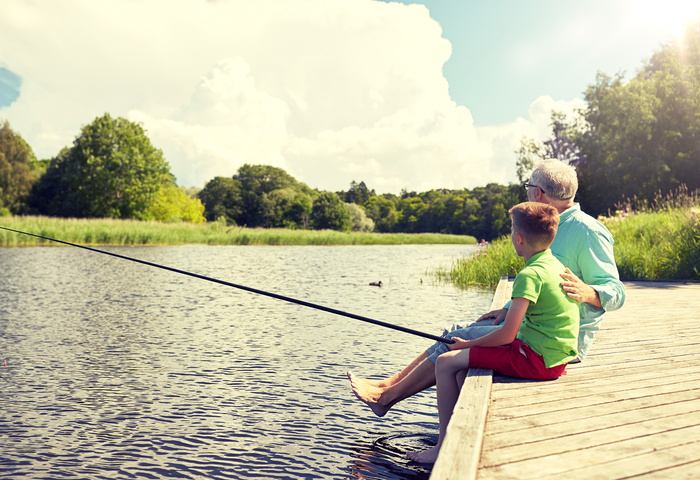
[{"xmin": 0, "ymin": 216, "xmax": 477, "ymax": 247}]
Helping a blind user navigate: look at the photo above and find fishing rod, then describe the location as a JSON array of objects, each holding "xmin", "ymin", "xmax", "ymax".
[{"xmin": 0, "ymin": 226, "xmax": 454, "ymax": 344}]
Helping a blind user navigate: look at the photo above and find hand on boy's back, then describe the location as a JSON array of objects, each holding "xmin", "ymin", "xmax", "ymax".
[
  {"xmin": 560, "ymin": 268, "xmax": 599, "ymax": 305},
  {"xmin": 476, "ymin": 308, "xmax": 507, "ymax": 325}
]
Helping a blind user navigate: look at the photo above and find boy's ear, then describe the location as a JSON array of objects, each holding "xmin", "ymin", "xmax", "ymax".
[{"xmin": 515, "ymin": 231, "xmax": 525, "ymax": 245}]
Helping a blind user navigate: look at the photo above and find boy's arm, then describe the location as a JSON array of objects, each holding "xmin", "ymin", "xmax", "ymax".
[{"xmin": 451, "ymin": 297, "xmax": 530, "ymax": 350}]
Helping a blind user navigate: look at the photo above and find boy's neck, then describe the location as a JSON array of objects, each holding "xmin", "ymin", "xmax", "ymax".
[{"xmin": 522, "ymin": 247, "xmax": 547, "ymax": 263}]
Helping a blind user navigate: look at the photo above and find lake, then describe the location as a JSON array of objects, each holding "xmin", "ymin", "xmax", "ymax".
[{"xmin": 0, "ymin": 244, "xmax": 492, "ymax": 479}]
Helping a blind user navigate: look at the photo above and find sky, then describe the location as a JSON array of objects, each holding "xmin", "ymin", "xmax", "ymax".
[{"xmin": 1, "ymin": 0, "xmax": 699, "ymax": 195}]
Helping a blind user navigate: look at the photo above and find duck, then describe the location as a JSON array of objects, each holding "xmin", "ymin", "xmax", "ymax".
[{"xmin": 369, "ymin": 281, "xmax": 382, "ymax": 287}]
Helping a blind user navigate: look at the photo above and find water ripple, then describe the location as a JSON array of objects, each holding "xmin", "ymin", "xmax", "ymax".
[{"xmin": 1, "ymin": 244, "xmax": 489, "ymax": 479}]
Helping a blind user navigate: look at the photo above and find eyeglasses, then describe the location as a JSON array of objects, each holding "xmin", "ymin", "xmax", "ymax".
[{"xmin": 523, "ymin": 182, "xmax": 546, "ymax": 195}]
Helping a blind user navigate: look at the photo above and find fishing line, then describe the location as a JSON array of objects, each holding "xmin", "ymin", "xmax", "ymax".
[{"xmin": 0, "ymin": 226, "xmax": 454, "ymax": 344}]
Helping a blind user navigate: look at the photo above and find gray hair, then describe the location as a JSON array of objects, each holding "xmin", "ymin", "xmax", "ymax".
[{"xmin": 530, "ymin": 159, "xmax": 578, "ymax": 200}]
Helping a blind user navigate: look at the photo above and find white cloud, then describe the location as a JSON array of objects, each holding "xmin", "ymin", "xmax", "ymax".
[{"xmin": 0, "ymin": 0, "xmax": 584, "ymax": 194}]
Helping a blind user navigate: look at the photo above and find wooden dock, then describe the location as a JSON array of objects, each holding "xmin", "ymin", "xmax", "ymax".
[{"xmin": 431, "ymin": 278, "xmax": 700, "ymax": 479}]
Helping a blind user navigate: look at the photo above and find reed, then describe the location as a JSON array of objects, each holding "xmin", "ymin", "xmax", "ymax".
[
  {"xmin": 0, "ymin": 216, "xmax": 476, "ymax": 246},
  {"xmin": 442, "ymin": 185, "xmax": 700, "ymax": 287},
  {"xmin": 435, "ymin": 237, "xmax": 524, "ymax": 287},
  {"xmin": 603, "ymin": 207, "xmax": 700, "ymax": 280}
]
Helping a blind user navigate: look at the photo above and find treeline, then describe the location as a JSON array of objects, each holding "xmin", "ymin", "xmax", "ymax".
[
  {"xmin": 0, "ymin": 115, "xmax": 522, "ymax": 240},
  {"xmin": 518, "ymin": 18, "xmax": 700, "ymax": 218},
  {"xmin": 199, "ymin": 169, "xmax": 524, "ymax": 239}
]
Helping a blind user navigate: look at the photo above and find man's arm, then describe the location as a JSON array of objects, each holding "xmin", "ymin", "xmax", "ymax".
[{"xmin": 562, "ymin": 228, "xmax": 626, "ymax": 312}]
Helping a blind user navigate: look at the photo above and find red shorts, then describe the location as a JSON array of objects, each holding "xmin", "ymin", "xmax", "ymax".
[{"xmin": 469, "ymin": 339, "xmax": 567, "ymax": 380}]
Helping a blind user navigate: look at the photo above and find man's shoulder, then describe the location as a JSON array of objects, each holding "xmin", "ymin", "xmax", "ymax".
[{"xmin": 563, "ymin": 205, "xmax": 612, "ymax": 236}]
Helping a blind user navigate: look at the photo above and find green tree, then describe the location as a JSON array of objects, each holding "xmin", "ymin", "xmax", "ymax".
[
  {"xmin": 528, "ymin": 19, "xmax": 700, "ymax": 217},
  {"xmin": 0, "ymin": 120, "xmax": 39, "ymax": 213},
  {"xmin": 198, "ymin": 176, "xmax": 244, "ymax": 224},
  {"xmin": 310, "ymin": 191, "xmax": 352, "ymax": 231},
  {"xmin": 397, "ymin": 196, "xmax": 428, "ymax": 233},
  {"xmin": 234, "ymin": 164, "xmax": 316, "ymax": 227},
  {"xmin": 31, "ymin": 114, "xmax": 173, "ymax": 219},
  {"xmin": 515, "ymin": 111, "xmax": 581, "ymax": 183},
  {"xmin": 364, "ymin": 195, "xmax": 399, "ymax": 232},
  {"xmin": 342, "ymin": 180, "xmax": 374, "ymax": 205},
  {"xmin": 149, "ymin": 183, "xmax": 206, "ymax": 223},
  {"xmin": 346, "ymin": 202, "xmax": 375, "ymax": 232}
]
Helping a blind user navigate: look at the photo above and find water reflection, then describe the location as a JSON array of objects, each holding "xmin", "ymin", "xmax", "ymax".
[{"xmin": 1, "ymin": 244, "xmax": 491, "ymax": 479}]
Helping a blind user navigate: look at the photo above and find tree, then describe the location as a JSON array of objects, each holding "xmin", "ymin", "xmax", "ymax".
[
  {"xmin": 31, "ymin": 114, "xmax": 173, "ymax": 219},
  {"xmin": 234, "ymin": 164, "xmax": 316, "ymax": 227},
  {"xmin": 346, "ymin": 202, "xmax": 375, "ymax": 232},
  {"xmin": 364, "ymin": 195, "xmax": 399, "ymax": 232},
  {"xmin": 310, "ymin": 191, "xmax": 352, "ymax": 231},
  {"xmin": 0, "ymin": 121, "xmax": 40, "ymax": 213},
  {"xmin": 342, "ymin": 180, "xmax": 374, "ymax": 205},
  {"xmin": 149, "ymin": 184, "xmax": 206, "ymax": 223},
  {"xmin": 526, "ymin": 19, "xmax": 700, "ymax": 217},
  {"xmin": 515, "ymin": 111, "xmax": 581, "ymax": 183},
  {"xmin": 198, "ymin": 176, "xmax": 244, "ymax": 224}
]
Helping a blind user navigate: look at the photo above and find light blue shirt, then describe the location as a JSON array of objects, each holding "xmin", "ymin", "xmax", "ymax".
[{"xmin": 507, "ymin": 204, "xmax": 626, "ymax": 358}]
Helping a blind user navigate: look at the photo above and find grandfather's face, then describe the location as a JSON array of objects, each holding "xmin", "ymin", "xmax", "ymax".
[{"xmin": 526, "ymin": 180, "xmax": 539, "ymax": 202}]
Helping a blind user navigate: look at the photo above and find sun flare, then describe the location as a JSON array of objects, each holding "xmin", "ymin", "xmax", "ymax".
[{"xmin": 631, "ymin": 0, "xmax": 700, "ymax": 40}]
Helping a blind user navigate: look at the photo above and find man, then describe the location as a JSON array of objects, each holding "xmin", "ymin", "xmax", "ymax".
[{"xmin": 348, "ymin": 159, "xmax": 626, "ymax": 417}]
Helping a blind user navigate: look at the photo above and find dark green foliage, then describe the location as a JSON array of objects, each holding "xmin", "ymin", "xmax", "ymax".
[
  {"xmin": 339, "ymin": 180, "xmax": 375, "ymax": 205},
  {"xmin": 30, "ymin": 114, "xmax": 173, "ymax": 219},
  {"xmin": 233, "ymin": 164, "xmax": 315, "ymax": 228},
  {"xmin": 198, "ymin": 176, "xmax": 244, "ymax": 224},
  {"xmin": 362, "ymin": 184, "xmax": 525, "ymax": 239},
  {"xmin": 310, "ymin": 191, "xmax": 352, "ymax": 231}
]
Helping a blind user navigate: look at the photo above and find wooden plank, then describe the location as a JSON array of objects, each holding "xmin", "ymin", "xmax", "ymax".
[
  {"xmin": 430, "ymin": 276, "xmax": 510, "ymax": 480},
  {"xmin": 479, "ymin": 425, "xmax": 700, "ymax": 479}
]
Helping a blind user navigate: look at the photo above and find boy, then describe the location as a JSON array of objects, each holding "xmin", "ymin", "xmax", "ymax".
[{"xmin": 407, "ymin": 202, "xmax": 579, "ymax": 464}]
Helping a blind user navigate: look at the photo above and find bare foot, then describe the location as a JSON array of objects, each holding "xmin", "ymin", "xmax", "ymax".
[
  {"xmin": 346, "ymin": 371, "xmax": 392, "ymax": 417},
  {"xmin": 407, "ymin": 445, "xmax": 440, "ymax": 464}
]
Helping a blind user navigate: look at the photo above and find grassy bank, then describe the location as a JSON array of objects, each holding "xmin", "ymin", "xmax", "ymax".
[
  {"xmin": 439, "ymin": 199, "xmax": 700, "ymax": 287},
  {"xmin": 0, "ymin": 216, "xmax": 476, "ymax": 246}
]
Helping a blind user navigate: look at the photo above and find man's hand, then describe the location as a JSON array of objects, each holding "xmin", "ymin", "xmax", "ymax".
[
  {"xmin": 475, "ymin": 308, "xmax": 508, "ymax": 326},
  {"xmin": 560, "ymin": 268, "xmax": 602, "ymax": 308}
]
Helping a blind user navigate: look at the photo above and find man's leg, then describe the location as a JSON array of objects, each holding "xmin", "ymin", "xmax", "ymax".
[
  {"xmin": 348, "ymin": 355, "xmax": 437, "ymax": 417},
  {"xmin": 360, "ymin": 351, "xmax": 429, "ymax": 388},
  {"xmin": 360, "ymin": 322, "xmax": 501, "ymax": 388}
]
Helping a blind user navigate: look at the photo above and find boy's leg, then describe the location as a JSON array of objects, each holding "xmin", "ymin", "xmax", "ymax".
[
  {"xmin": 356, "ymin": 323, "xmax": 501, "ymax": 388},
  {"xmin": 407, "ymin": 348, "xmax": 472, "ymax": 464}
]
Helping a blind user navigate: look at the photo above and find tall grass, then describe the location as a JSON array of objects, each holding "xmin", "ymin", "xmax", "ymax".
[
  {"xmin": 441, "ymin": 185, "xmax": 700, "ymax": 287},
  {"xmin": 602, "ymin": 206, "xmax": 700, "ymax": 281},
  {"xmin": 0, "ymin": 216, "xmax": 476, "ymax": 247},
  {"xmin": 435, "ymin": 238, "xmax": 523, "ymax": 287}
]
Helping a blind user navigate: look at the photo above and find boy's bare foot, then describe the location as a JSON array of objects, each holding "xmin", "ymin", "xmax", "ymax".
[
  {"xmin": 407, "ymin": 445, "xmax": 440, "ymax": 464},
  {"xmin": 346, "ymin": 371, "xmax": 392, "ymax": 417}
]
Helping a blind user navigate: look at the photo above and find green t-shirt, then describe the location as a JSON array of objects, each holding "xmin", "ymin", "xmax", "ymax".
[{"xmin": 514, "ymin": 249, "xmax": 580, "ymax": 367}]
